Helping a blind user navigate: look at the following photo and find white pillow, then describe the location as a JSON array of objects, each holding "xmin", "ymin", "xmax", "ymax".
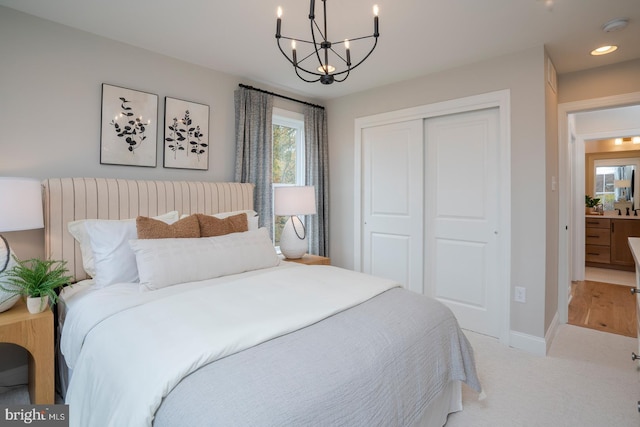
[
  {"xmin": 68, "ymin": 211, "xmax": 178, "ymax": 278},
  {"xmin": 130, "ymin": 227, "xmax": 279, "ymax": 291},
  {"xmin": 180, "ymin": 210, "xmax": 259, "ymax": 231},
  {"xmin": 83, "ymin": 212, "xmax": 179, "ymax": 288}
]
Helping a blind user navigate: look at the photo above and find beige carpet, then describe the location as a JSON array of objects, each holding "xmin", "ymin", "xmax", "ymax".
[{"xmin": 447, "ymin": 324, "xmax": 640, "ymax": 426}]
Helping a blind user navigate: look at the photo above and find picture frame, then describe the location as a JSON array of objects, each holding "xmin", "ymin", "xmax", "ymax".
[
  {"xmin": 100, "ymin": 84, "xmax": 158, "ymax": 167},
  {"xmin": 163, "ymin": 97, "xmax": 210, "ymax": 170}
]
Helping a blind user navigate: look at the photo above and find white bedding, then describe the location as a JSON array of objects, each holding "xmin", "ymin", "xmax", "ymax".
[{"xmin": 63, "ymin": 265, "xmax": 399, "ymax": 427}]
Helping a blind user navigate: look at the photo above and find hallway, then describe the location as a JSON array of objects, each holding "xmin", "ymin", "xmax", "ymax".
[{"xmin": 569, "ymin": 268, "xmax": 636, "ymax": 337}]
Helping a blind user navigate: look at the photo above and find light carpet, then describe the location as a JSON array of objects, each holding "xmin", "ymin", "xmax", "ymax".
[
  {"xmin": 1, "ymin": 324, "xmax": 638, "ymax": 426},
  {"xmin": 447, "ymin": 324, "xmax": 640, "ymax": 426}
]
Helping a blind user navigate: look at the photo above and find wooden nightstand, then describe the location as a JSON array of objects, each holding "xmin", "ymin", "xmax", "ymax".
[
  {"xmin": 281, "ymin": 254, "xmax": 330, "ymax": 266},
  {"xmin": 0, "ymin": 298, "xmax": 54, "ymax": 404}
]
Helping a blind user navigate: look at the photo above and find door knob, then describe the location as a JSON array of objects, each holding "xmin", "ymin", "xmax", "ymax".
[
  {"xmin": 632, "ymin": 352, "xmax": 640, "ymax": 361},
  {"xmin": 631, "ymin": 288, "xmax": 640, "ymax": 294}
]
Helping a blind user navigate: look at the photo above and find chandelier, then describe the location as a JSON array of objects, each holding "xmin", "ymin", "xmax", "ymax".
[{"xmin": 275, "ymin": 0, "xmax": 379, "ymax": 85}]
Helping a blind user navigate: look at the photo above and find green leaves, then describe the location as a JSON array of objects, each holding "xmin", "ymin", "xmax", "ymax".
[
  {"xmin": 0, "ymin": 257, "xmax": 72, "ymax": 304},
  {"xmin": 585, "ymin": 195, "xmax": 601, "ymax": 208}
]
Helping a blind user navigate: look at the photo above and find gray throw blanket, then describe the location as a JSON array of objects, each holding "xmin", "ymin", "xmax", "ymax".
[{"xmin": 154, "ymin": 288, "xmax": 481, "ymax": 427}]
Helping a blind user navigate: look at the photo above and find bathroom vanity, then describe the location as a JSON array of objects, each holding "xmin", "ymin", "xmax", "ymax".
[{"xmin": 586, "ymin": 214, "xmax": 640, "ymax": 271}]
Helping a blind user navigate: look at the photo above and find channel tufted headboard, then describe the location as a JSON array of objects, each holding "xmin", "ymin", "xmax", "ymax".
[{"xmin": 42, "ymin": 178, "xmax": 255, "ymax": 282}]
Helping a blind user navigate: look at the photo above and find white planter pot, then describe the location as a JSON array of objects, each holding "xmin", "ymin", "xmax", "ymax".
[{"xmin": 26, "ymin": 296, "xmax": 49, "ymax": 314}]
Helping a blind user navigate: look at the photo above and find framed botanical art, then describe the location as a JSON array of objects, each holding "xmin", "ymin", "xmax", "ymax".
[
  {"xmin": 100, "ymin": 84, "xmax": 158, "ymax": 167},
  {"xmin": 163, "ymin": 97, "xmax": 210, "ymax": 170}
]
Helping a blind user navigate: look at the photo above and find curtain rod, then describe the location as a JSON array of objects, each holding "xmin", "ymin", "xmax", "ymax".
[{"xmin": 238, "ymin": 84, "xmax": 325, "ymax": 110}]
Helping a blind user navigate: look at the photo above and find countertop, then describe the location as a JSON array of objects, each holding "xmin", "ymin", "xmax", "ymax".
[
  {"xmin": 586, "ymin": 212, "xmax": 640, "ymax": 220},
  {"xmin": 628, "ymin": 237, "xmax": 640, "ymax": 266}
]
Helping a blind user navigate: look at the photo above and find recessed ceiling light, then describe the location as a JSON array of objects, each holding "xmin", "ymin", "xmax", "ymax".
[
  {"xmin": 602, "ymin": 18, "xmax": 629, "ymax": 33},
  {"xmin": 633, "ymin": 136, "xmax": 640, "ymax": 144},
  {"xmin": 591, "ymin": 45, "xmax": 618, "ymax": 56},
  {"xmin": 614, "ymin": 138, "xmax": 623, "ymax": 145}
]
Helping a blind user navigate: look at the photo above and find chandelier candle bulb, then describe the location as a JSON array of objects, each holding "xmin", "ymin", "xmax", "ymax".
[
  {"xmin": 292, "ymin": 40, "xmax": 297, "ymax": 64},
  {"xmin": 345, "ymin": 39, "xmax": 351, "ymax": 65},
  {"xmin": 276, "ymin": 7, "xmax": 282, "ymax": 38},
  {"xmin": 275, "ymin": 0, "xmax": 379, "ymax": 84},
  {"xmin": 374, "ymin": 5, "xmax": 379, "ymax": 36}
]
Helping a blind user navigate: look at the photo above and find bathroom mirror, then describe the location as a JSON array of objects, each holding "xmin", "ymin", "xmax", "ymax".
[{"xmin": 594, "ymin": 158, "xmax": 640, "ymax": 211}]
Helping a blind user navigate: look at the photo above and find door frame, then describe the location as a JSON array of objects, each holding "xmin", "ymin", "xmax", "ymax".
[
  {"xmin": 557, "ymin": 91, "xmax": 640, "ymax": 324},
  {"xmin": 354, "ymin": 89, "xmax": 512, "ymax": 344}
]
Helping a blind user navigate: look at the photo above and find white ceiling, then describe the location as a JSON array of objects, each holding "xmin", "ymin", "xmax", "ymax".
[{"xmin": 1, "ymin": 0, "xmax": 639, "ymax": 101}]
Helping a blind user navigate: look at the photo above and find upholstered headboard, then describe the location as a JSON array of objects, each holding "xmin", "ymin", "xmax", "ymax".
[{"xmin": 42, "ymin": 178, "xmax": 254, "ymax": 282}]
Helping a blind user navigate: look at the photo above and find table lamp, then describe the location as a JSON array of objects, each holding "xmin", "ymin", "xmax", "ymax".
[
  {"xmin": 274, "ymin": 186, "xmax": 316, "ymax": 259},
  {"xmin": 614, "ymin": 179, "xmax": 631, "ymax": 200},
  {"xmin": 0, "ymin": 177, "xmax": 44, "ymax": 312}
]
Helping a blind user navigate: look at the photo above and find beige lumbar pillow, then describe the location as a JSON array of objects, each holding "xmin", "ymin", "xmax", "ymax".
[{"xmin": 137, "ymin": 214, "xmax": 201, "ymax": 239}]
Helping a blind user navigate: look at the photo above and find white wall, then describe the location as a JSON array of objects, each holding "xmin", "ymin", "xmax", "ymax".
[{"xmin": 326, "ymin": 47, "xmax": 549, "ymax": 339}]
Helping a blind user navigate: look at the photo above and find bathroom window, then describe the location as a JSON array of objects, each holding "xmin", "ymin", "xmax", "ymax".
[{"xmin": 593, "ymin": 159, "xmax": 640, "ymax": 211}]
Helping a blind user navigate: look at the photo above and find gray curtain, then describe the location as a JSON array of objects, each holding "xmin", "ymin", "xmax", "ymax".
[
  {"xmin": 234, "ymin": 88, "xmax": 274, "ymax": 235},
  {"xmin": 304, "ymin": 105, "xmax": 329, "ymax": 257}
]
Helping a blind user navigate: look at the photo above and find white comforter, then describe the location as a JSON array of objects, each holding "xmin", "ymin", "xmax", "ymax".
[{"xmin": 63, "ymin": 265, "xmax": 399, "ymax": 427}]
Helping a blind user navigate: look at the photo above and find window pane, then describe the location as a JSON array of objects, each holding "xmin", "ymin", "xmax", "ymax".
[
  {"xmin": 604, "ymin": 174, "xmax": 614, "ymax": 192},
  {"xmin": 595, "ymin": 174, "xmax": 604, "ymax": 193},
  {"xmin": 273, "ymin": 124, "xmax": 298, "ymax": 246},
  {"xmin": 273, "ymin": 125, "xmax": 297, "ymax": 184}
]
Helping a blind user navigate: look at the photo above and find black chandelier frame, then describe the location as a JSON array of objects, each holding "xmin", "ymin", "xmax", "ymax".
[{"xmin": 275, "ymin": 0, "xmax": 379, "ymax": 85}]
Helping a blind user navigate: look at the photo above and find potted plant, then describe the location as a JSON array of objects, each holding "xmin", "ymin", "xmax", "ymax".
[
  {"xmin": 0, "ymin": 257, "xmax": 72, "ymax": 314},
  {"xmin": 585, "ymin": 195, "xmax": 601, "ymax": 214}
]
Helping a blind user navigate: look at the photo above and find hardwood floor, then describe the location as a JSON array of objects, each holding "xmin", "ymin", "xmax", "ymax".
[{"xmin": 569, "ymin": 280, "xmax": 637, "ymax": 337}]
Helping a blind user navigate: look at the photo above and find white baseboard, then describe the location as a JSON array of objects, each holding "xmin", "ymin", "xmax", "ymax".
[
  {"xmin": 544, "ymin": 312, "xmax": 561, "ymax": 355},
  {"xmin": 508, "ymin": 313, "xmax": 560, "ymax": 356},
  {"xmin": 509, "ymin": 330, "xmax": 547, "ymax": 356}
]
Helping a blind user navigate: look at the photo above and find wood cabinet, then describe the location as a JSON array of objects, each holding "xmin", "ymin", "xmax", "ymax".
[
  {"xmin": 0, "ymin": 298, "xmax": 54, "ymax": 404},
  {"xmin": 611, "ymin": 219, "xmax": 640, "ymax": 267},
  {"xmin": 586, "ymin": 216, "xmax": 640, "ymax": 271},
  {"xmin": 585, "ymin": 217, "xmax": 611, "ymax": 265}
]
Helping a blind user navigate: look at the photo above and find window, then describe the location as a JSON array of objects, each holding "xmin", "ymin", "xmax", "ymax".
[
  {"xmin": 272, "ymin": 108, "xmax": 305, "ymax": 245},
  {"xmin": 593, "ymin": 158, "xmax": 640, "ymax": 211}
]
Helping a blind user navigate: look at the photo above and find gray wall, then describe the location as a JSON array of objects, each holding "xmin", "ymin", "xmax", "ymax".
[
  {"xmin": 544, "ymin": 50, "xmax": 559, "ymax": 334},
  {"xmin": 559, "ymin": 59, "xmax": 640, "ymax": 104},
  {"xmin": 0, "ymin": 7, "xmax": 239, "ymax": 182}
]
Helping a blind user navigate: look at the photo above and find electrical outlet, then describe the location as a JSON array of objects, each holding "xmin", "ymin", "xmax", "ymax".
[{"xmin": 514, "ymin": 286, "xmax": 526, "ymax": 303}]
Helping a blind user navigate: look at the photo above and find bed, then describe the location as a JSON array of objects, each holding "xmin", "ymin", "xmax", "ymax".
[{"xmin": 43, "ymin": 177, "xmax": 482, "ymax": 427}]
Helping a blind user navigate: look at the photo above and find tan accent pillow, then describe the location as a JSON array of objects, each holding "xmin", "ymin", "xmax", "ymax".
[
  {"xmin": 196, "ymin": 213, "xmax": 248, "ymax": 237},
  {"xmin": 136, "ymin": 214, "xmax": 201, "ymax": 239}
]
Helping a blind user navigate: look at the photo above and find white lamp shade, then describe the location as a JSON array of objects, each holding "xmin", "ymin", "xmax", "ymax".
[
  {"xmin": 0, "ymin": 177, "xmax": 44, "ymax": 232},
  {"xmin": 274, "ymin": 186, "xmax": 317, "ymax": 216},
  {"xmin": 614, "ymin": 179, "xmax": 631, "ymax": 188}
]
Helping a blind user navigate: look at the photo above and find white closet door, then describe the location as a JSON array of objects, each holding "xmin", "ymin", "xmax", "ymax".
[
  {"xmin": 425, "ymin": 108, "xmax": 502, "ymax": 337},
  {"xmin": 361, "ymin": 120, "xmax": 424, "ymax": 293}
]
